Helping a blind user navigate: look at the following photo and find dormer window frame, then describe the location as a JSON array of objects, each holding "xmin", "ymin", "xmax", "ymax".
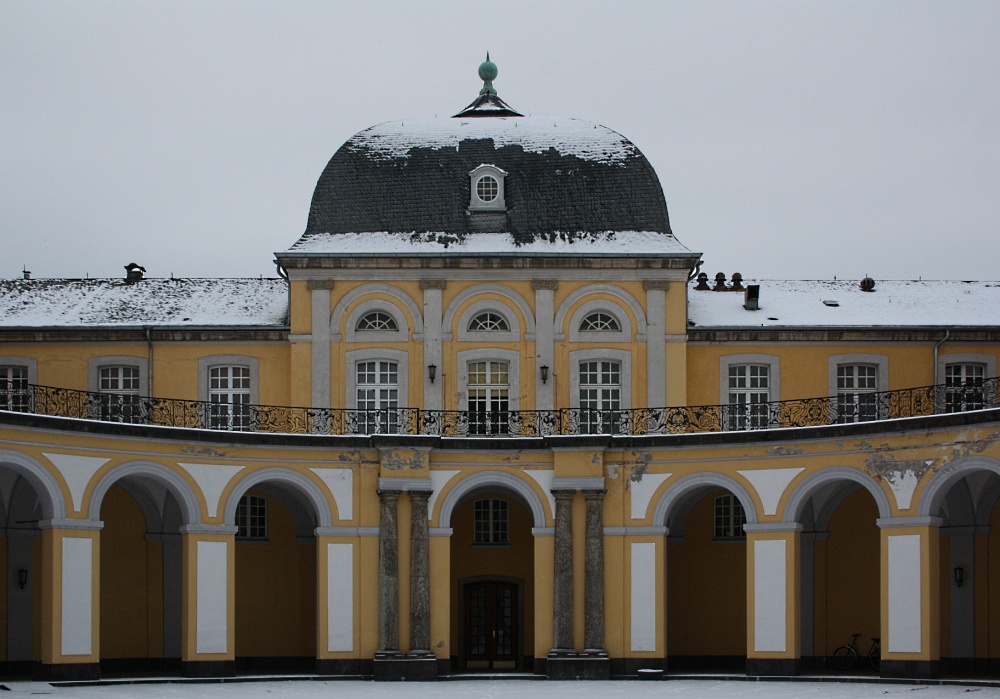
[{"xmin": 469, "ymin": 164, "xmax": 507, "ymax": 212}]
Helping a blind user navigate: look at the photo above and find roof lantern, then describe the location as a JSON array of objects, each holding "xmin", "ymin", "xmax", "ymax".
[{"xmin": 453, "ymin": 53, "xmax": 524, "ymax": 118}]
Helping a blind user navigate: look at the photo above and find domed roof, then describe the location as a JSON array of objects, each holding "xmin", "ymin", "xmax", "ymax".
[{"xmin": 287, "ymin": 59, "xmax": 686, "ymax": 257}]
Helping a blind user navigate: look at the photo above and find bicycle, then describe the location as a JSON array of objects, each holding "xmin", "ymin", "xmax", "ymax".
[{"xmin": 832, "ymin": 633, "xmax": 880, "ymax": 672}]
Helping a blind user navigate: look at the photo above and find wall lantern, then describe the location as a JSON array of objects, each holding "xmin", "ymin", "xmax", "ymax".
[
  {"xmin": 428, "ymin": 365, "xmax": 437, "ymax": 384},
  {"xmin": 540, "ymin": 365, "xmax": 549, "ymax": 384},
  {"xmin": 954, "ymin": 566, "xmax": 964, "ymax": 588},
  {"xmin": 18, "ymin": 568, "xmax": 27, "ymax": 590}
]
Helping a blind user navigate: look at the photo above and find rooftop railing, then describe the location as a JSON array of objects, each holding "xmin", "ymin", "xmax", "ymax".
[{"xmin": 0, "ymin": 378, "xmax": 996, "ymax": 438}]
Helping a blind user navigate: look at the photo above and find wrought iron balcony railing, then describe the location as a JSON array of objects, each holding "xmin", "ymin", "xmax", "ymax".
[{"xmin": 0, "ymin": 378, "xmax": 996, "ymax": 438}]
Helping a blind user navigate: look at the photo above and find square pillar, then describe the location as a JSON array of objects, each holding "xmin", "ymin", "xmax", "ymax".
[
  {"xmin": 877, "ymin": 516, "xmax": 942, "ymax": 679},
  {"xmin": 180, "ymin": 525, "xmax": 236, "ymax": 677},
  {"xmin": 745, "ymin": 523, "xmax": 802, "ymax": 676},
  {"xmin": 38, "ymin": 520, "xmax": 102, "ymax": 681},
  {"xmin": 315, "ymin": 532, "xmax": 362, "ymax": 675}
]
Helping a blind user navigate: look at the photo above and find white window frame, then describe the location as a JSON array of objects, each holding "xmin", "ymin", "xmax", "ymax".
[
  {"xmin": 198, "ymin": 355, "xmax": 259, "ymax": 431},
  {"xmin": 569, "ymin": 348, "xmax": 632, "ymax": 434},
  {"xmin": 714, "ymin": 494, "xmax": 746, "ymax": 540},
  {"xmin": 456, "ymin": 299, "xmax": 521, "ymax": 342},
  {"xmin": 827, "ymin": 353, "xmax": 888, "ymax": 423},
  {"xmin": 719, "ymin": 354, "xmax": 780, "ymax": 431},
  {"xmin": 87, "ymin": 355, "xmax": 150, "ymax": 422},
  {"xmin": 940, "ymin": 353, "xmax": 996, "ymax": 413},
  {"xmin": 345, "ymin": 299, "xmax": 409, "ymax": 342},
  {"xmin": 468, "ymin": 164, "xmax": 507, "ymax": 212},
  {"xmin": 346, "ymin": 348, "xmax": 409, "ymax": 434},
  {"xmin": 457, "ymin": 348, "xmax": 521, "ymax": 419},
  {"xmin": 236, "ymin": 493, "xmax": 267, "ymax": 540},
  {"xmin": 473, "ymin": 498, "xmax": 509, "ymax": 545},
  {"xmin": 0, "ymin": 357, "xmax": 36, "ymax": 413},
  {"xmin": 568, "ymin": 300, "xmax": 631, "ymax": 342}
]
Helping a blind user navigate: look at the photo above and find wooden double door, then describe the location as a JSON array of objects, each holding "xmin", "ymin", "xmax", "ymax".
[{"xmin": 463, "ymin": 580, "xmax": 519, "ymax": 670}]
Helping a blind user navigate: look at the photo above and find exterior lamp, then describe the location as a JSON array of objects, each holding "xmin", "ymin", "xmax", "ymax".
[
  {"xmin": 954, "ymin": 566, "xmax": 964, "ymax": 588},
  {"xmin": 428, "ymin": 365, "xmax": 437, "ymax": 384},
  {"xmin": 18, "ymin": 568, "xmax": 27, "ymax": 590},
  {"xmin": 540, "ymin": 365, "xmax": 549, "ymax": 384}
]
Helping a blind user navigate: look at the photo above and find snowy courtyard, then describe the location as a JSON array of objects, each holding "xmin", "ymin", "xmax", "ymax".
[{"xmin": 4, "ymin": 679, "xmax": 1000, "ymax": 699}]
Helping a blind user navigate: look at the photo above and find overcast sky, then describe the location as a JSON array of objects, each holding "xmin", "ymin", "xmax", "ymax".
[{"xmin": 2, "ymin": 1, "xmax": 998, "ymax": 282}]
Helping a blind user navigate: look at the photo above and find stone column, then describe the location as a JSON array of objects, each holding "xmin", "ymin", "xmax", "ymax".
[
  {"xmin": 308, "ymin": 280, "xmax": 334, "ymax": 413},
  {"xmin": 551, "ymin": 489, "xmax": 575, "ymax": 652},
  {"xmin": 421, "ymin": 279, "xmax": 445, "ymax": 412},
  {"xmin": 533, "ymin": 280, "xmax": 558, "ymax": 413},
  {"xmin": 408, "ymin": 490, "xmax": 433, "ymax": 655},
  {"xmin": 644, "ymin": 280, "xmax": 668, "ymax": 410},
  {"xmin": 377, "ymin": 489, "xmax": 401, "ymax": 653},
  {"xmin": 583, "ymin": 489, "xmax": 606, "ymax": 653}
]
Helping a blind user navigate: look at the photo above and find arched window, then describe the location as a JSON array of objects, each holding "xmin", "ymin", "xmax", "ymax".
[
  {"xmin": 468, "ymin": 312, "xmax": 510, "ymax": 332},
  {"xmin": 356, "ymin": 311, "xmax": 398, "ymax": 331},
  {"xmin": 580, "ymin": 312, "xmax": 621, "ymax": 332}
]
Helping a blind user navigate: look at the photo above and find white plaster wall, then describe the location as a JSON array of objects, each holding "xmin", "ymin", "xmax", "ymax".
[
  {"xmin": 196, "ymin": 540, "xmax": 229, "ymax": 654},
  {"xmin": 630, "ymin": 542, "xmax": 657, "ymax": 652},
  {"xmin": 753, "ymin": 538, "xmax": 787, "ymax": 652},
  {"xmin": 327, "ymin": 543, "xmax": 354, "ymax": 652},
  {"xmin": 61, "ymin": 537, "xmax": 93, "ymax": 655},
  {"xmin": 888, "ymin": 534, "xmax": 922, "ymax": 653}
]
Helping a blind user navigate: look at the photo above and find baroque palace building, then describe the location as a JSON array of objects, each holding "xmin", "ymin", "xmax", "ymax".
[{"xmin": 2, "ymin": 57, "xmax": 1000, "ymax": 682}]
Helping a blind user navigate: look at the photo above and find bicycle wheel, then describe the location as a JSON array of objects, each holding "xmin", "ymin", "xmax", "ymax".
[
  {"xmin": 832, "ymin": 645, "xmax": 857, "ymax": 671},
  {"xmin": 868, "ymin": 645, "xmax": 881, "ymax": 672}
]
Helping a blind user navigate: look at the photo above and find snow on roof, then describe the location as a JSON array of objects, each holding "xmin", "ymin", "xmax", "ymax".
[
  {"xmin": 0, "ymin": 278, "xmax": 289, "ymax": 328},
  {"xmin": 688, "ymin": 279, "xmax": 1000, "ymax": 328},
  {"xmin": 284, "ymin": 230, "xmax": 693, "ymax": 256},
  {"xmin": 351, "ymin": 116, "xmax": 639, "ymax": 164}
]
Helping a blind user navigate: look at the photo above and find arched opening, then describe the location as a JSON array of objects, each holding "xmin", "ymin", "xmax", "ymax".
[
  {"xmin": 920, "ymin": 458, "xmax": 1000, "ymax": 676},
  {"xmin": 1, "ymin": 470, "xmax": 44, "ymax": 676},
  {"xmin": 792, "ymin": 476, "xmax": 883, "ymax": 674},
  {"xmin": 449, "ymin": 488, "xmax": 535, "ymax": 671},
  {"xmin": 230, "ymin": 482, "xmax": 318, "ymax": 673},
  {"xmin": 664, "ymin": 487, "xmax": 748, "ymax": 671},
  {"xmin": 98, "ymin": 479, "xmax": 186, "ymax": 674}
]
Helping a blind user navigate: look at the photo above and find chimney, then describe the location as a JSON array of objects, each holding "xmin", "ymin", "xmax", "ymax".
[
  {"xmin": 22, "ymin": 267, "xmax": 31, "ymax": 280},
  {"xmin": 694, "ymin": 272, "xmax": 711, "ymax": 291},
  {"xmin": 713, "ymin": 272, "xmax": 728, "ymax": 291},
  {"xmin": 125, "ymin": 263, "xmax": 146, "ymax": 284},
  {"xmin": 730, "ymin": 273, "xmax": 745, "ymax": 291}
]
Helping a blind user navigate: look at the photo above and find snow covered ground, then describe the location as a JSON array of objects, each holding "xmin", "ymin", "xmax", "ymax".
[{"xmin": 4, "ymin": 679, "xmax": 1000, "ymax": 699}]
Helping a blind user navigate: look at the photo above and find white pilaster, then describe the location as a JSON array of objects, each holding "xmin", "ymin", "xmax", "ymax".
[
  {"xmin": 644, "ymin": 281, "xmax": 667, "ymax": 409},
  {"xmin": 533, "ymin": 280, "xmax": 557, "ymax": 411},
  {"xmin": 421, "ymin": 280, "xmax": 444, "ymax": 411},
  {"xmin": 309, "ymin": 281, "xmax": 333, "ymax": 410}
]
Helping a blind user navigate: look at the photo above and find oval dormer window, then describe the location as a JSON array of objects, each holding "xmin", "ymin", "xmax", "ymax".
[
  {"xmin": 469, "ymin": 165, "xmax": 507, "ymax": 212},
  {"xmin": 477, "ymin": 175, "xmax": 499, "ymax": 202}
]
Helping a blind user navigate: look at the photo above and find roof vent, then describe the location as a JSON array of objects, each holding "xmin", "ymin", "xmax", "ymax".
[
  {"xmin": 730, "ymin": 273, "xmax": 745, "ymax": 291},
  {"xmin": 823, "ymin": 299, "xmax": 840, "ymax": 307},
  {"xmin": 713, "ymin": 272, "xmax": 728, "ymax": 291},
  {"xmin": 694, "ymin": 272, "xmax": 710, "ymax": 291},
  {"xmin": 125, "ymin": 263, "xmax": 146, "ymax": 284},
  {"xmin": 744, "ymin": 284, "xmax": 760, "ymax": 311},
  {"xmin": 860, "ymin": 276, "xmax": 876, "ymax": 292},
  {"xmin": 22, "ymin": 267, "xmax": 30, "ymax": 280}
]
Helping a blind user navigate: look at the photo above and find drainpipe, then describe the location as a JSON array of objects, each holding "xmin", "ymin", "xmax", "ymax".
[
  {"xmin": 933, "ymin": 330, "xmax": 950, "ymax": 385},
  {"xmin": 146, "ymin": 326, "xmax": 154, "ymax": 397}
]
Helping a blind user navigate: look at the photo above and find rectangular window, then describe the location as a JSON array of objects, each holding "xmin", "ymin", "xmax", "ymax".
[
  {"xmin": 209, "ymin": 365, "xmax": 252, "ymax": 430},
  {"xmin": 98, "ymin": 365, "xmax": 143, "ymax": 423},
  {"xmin": 473, "ymin": 498, "xmax": 509, "ymax": 545},
  {"xmin": 236, "ymin": 494, "xmax": 267, "ymax": 539},
  {"xmin": 727, "ymin": 364, "xmax": 771, "ymax": 430},
  {"xmin": 356, "ymin": 360, "xmax": 399, "ymax": 433},
  {"xmin": 836, "ymin": 364, "xmax": 879, "ymax": 423},
  {"xmin": 945, "ymin": 363, "xmax": 986, "ymax": 413},
  {"xmin": 714, "ymin": 494, "xmax": 746, "ymax": 539},
  {"xmin": 0, "ymin": 366, "xmax": 30, "ymax": 412},
  {"xmin": 579, "ymin": 360, "xmax": 621, "ymax": 434},
  {"xmin": 468, "ymin": 361, "xmax": 509, "ymax": 435}
]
